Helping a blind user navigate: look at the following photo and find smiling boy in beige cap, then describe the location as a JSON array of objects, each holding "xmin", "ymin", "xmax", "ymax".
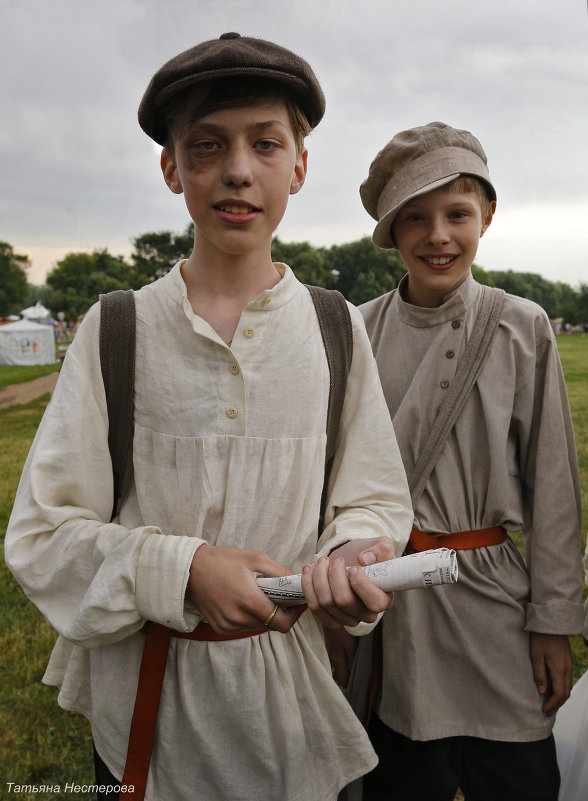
[
  {"xmin": 5, "ymin": 34, "xmax": 413, "ymax": 801},
  {"xmin": 349, "ymin": 122, "xmax": 583, "ymax": 800}
]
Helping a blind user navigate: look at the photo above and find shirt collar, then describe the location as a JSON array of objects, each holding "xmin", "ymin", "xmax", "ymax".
[
  {"xmin": 162, "ymin": 260, "xmax": 302, "ymax": 319},
  {"xmin": 394, "ymin": 272, "xmax": 480, "ymax": 328}
]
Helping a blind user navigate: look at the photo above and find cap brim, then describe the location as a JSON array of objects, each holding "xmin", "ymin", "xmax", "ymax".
[{"xmin": 372, "ymin": 173, "xmax": 460, "ymax": 248}]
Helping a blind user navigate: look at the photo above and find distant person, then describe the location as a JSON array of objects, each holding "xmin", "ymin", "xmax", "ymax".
[
  {"xmin": 342, "ymin": 122, "xmax": 583, "ymax": 801},
  {"xmin": 4, "ymin": 33, "xmax": 413, "ymax": 801}
]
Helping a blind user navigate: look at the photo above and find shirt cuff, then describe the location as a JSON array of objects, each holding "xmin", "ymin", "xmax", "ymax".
[
  {"xmin": 136, "ymin": 531, "xmax": 205, "ymax": 631},
  {"xmin": 345, "ymin": 613, "xmax": 384, "ymax": 637},
  {"xmin": 525, "ymin": 599, "xmax": 585, "ymax": 635}
]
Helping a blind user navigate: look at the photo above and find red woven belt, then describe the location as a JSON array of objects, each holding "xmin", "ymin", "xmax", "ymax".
[
  {"xmin": 407, "ymin": 526, "xmax": 506, "ymax": 554},
  {"xmin": 120, "ymin": 622, "xmax": 266, "ymax": 800}
]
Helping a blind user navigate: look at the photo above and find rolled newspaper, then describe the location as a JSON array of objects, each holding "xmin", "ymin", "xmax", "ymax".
[{"xmin": 256, "ymin": 548, "xmax": 458, "ymax": 606}]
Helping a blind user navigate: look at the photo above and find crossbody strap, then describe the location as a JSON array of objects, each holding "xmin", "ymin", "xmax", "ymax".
[
  {"xmin": 99, "ymin": 289, "xmax": 136, "ymax": 521},
  {"xmin": 305, "ymin": 285, "xmax": 354, "ymax": 527},
  {"xmin": 409, "ymin": 285, "xmax": 505, "ymax": 507}
]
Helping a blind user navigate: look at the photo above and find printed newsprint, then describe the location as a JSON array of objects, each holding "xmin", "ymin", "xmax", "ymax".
[{"xmin": 257, "ymin": 548, "xmax": 458, "ymax": 606}]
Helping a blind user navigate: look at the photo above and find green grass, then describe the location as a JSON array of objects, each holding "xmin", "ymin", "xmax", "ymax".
[
  {"xmin": 0, "ymin": 396, "xmax": 94, "ymax": 798},
  {"xmin": 556, "ymin": 336, "xmax": 588, "ymax": 681},
  {"xmin": 0, "ymin": 364, "xmax": 61, "ymax": 390},
  {"xmin": 0, "ymin": 338, "xmax": 586, "ymax": 794}
]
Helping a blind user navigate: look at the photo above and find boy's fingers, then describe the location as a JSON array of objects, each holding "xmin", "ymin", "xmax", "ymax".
[
  {"xmin": 267, "ymin": 604, "xmax": 305, "ymax": 633},
  {"xmin": 357, "ymin": 537, "xmax": 396, "ymax": 567},
  {"xmin": 301, "ymin": 561, "xmax": 358, "ymax": 629},
  {"xmin": 347, "ymin": 566, "xmax": 393, "ymax": 614}
]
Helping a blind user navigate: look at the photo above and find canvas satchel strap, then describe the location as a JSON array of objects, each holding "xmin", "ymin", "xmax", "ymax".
[
  {"xmin": 409, "ymin": 285, "xmax": 505, "ymax": 507},
  {"xmin": 305, "ymin": 285, "xmax": 354, "ymax": 526},
  {"xmin": 409, "ymin": 286, "xmax": 505, "ymax": 508},
  {"xmin": 99, "ymin": 289, "xmax": 136, "ymax": 521}
]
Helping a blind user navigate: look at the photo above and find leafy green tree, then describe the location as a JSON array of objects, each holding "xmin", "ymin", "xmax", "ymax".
[
  {"xmin": 471, "ymin": 264, "xmax": 495, "ymax": 287},
  {"xmin": 574, "ymin": 283, "xmax": 588, "ymax": 325},
  {"xmin": 0, "ymin": 241, "xmax": 30, "ymax": 316},
  {"xmin": 271, "ymin": 237, "xmax": 335, "ymax": 287},
  {"xmin": 552, "ymin": 282, "xmax": 581, "ymax": 325},
  {"xmin": 131, "ymin": 223, "xmax": 194, "ymax": 284},
  {"xmin": 484, "ymin": 270, "xmax": 559, "ymax": 317},
  {"xmin": 324, "ymin": 237, "xmax": 405, "ymax": 305},
  {"xmin": 44, "ymin": 250, "xmax": 134, "ymax": 320}
]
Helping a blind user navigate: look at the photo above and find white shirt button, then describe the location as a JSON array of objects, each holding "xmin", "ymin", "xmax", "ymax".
[
  {"xmin": 243, "ymin": 327, "xmax": 255, "ymax": 338},
  {"xmin": 230, "ymin": 363, "xmax": 240, "ymax": 375},
  {"xmin": 261, "ymin": 296, "xmax": 271, "ymax": 306},
  {"xmin": 225, "ymin": 407, "xmax": 238, "ymax": 419}
]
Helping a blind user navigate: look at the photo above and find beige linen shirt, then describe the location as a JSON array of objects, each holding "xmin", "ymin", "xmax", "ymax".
[
  {"xmin": 361, "ymin": 273, "xmax": 583, "ymax": 742},
  {"xmin": 5, "ymin": 263, "xmax": 413, "ymax": 801}
]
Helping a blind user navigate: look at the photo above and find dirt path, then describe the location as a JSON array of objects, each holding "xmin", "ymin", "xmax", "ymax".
[{"xmin": 0, "ymin": 373, "xmax": 59, "ymax": 410}]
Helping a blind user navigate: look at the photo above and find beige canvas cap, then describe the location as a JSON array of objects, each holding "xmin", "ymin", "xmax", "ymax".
[{"xmin": 360, "ymin": 122, "xmax": 496, "ymax": 248}]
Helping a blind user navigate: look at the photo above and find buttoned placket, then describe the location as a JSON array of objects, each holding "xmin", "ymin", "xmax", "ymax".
[
  {"xmin": 218, "ymin": 293, "xmax": 273, "ymax": 434},
  {"xmin": 438, "ymin": 317, "xmax": 464, "ymax": 392}
]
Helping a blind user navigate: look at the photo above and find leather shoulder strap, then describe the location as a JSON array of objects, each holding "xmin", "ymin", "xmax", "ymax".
[
  {"xmin": 99, "ymin": 289, "xmax": 136, "ymax": 520},
  {"xmin": 305, "ymin": 285, "xmax": 354, "ymax": 527},
  {"xmin": 409, "ymin": 285, "xmax": 505, "ymax": 507}
]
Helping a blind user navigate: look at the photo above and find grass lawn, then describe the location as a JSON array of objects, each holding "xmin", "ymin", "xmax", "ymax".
[
  {"xmin": 0, "ymin": 396, "xmax": 94, "ymax": 799},
  {"xmin": 0, "ymin": 363, "xmax": 61, "ymax": 390},
  {"xmin": 0, "ymin": 338, "xmax": 586, "ymax": 795}
]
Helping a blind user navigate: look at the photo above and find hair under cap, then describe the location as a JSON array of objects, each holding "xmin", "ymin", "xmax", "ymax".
[
  {"xmin": 138, "ymin": 32, "xmax": 326, "ymax": 145},
  {"xmin": 360, "ymin": 121, "xmax": 496, "ymax": 249}
]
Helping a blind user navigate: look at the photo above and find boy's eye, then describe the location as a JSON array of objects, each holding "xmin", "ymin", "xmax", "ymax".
[
  {"xmin": 255, "ymin": 139, "xmax": 277, "ymax": 151},
  {"xmin": 194, "ymin": 140, "xmax": 220, "ymax": 152},
  {"xmin": 449, "ymin": 211, "xmax": 467, "ymax": 220}
]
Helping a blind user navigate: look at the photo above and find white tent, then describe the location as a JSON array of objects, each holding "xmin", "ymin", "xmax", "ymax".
[
  {"xmin": 20, "ymin": 301, "xmax": 51, "ymax": 323},
  {"xmin": 0, "ymin": 319, "xmax": 56, "ymax": 366}
]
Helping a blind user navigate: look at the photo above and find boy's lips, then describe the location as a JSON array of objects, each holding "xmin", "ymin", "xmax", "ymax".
[
  {"xmin": 214, "ymin": 200, "xmax": 261, "ymax": 224},
  {"xmin": 420, "ymin": 254, "xmax": 458, "ymax": 270}
]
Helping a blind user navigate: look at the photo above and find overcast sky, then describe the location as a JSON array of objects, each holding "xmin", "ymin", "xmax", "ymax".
[{"xmin": 2, "ymin": 0, "xmax": 588, "ymax": 287}]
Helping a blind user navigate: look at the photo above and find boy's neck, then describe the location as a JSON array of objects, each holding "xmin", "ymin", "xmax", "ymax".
[{"xmin": 180, "ymin": 240, "xmax": 282, "ymax": 345}]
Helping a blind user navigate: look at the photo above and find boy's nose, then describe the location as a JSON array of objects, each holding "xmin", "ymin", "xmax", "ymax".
[
  {"xmin": 425, "ymin": 219, "xmax": 450, "ymax": 246},
  {"xmin": 222, "ymin": 145, "xmax": 254, "ymax": 187}
]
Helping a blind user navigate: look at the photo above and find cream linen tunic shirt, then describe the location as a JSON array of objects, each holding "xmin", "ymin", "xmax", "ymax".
[
  {"xmin": 361, "ymin": 274, "xmax": 584, "ymax": 742},
  {"xmin": 6, "ymin": 263, "xmax": 412, "ymax": 801}
]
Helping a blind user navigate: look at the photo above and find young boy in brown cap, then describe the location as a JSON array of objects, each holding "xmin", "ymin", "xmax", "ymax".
[
  {"xmin": 5, "ymin": 35, "xmax": 413, "ymax": 801},
  {"xmin": 353, "ymin": 121, "xmax": 584, "ymax": 800}
]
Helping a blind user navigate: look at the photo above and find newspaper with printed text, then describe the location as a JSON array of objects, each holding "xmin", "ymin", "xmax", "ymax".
[{"xmin": 256, "ymin": 548, "xmax": 458, "ymax": 606}]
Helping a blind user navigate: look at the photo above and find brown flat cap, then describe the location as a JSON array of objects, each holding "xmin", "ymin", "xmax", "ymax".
[
  {"xmin": 361, "ymin": 122, "xmax": 496, "ymax": 248},
  {"xmin": 138, "ymin": 32, "xmax": 325, "ymax": 145}
]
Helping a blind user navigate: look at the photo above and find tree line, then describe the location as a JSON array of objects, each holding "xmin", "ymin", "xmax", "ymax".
[{"xmin": 1, "ymin": 229, "xmax": 588, "ymax": 325}]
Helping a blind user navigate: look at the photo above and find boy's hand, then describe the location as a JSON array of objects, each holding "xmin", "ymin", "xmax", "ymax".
[
  {"xmin": 323, "ymin": 626, "xmax": 358, "ymax": 687},
  {"xmin": 530, "ymin": 632, "xmax": 573, "ymax": 716},
  {"xmin": 187, "ymin": 545, "xmax": 304, "ymax": 634},
  {"xmin": 301, "ymin": 536, "xmax": 396, "ymax": 630}
]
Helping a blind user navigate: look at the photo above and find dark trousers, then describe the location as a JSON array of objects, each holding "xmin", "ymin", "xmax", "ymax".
[
  {"xmin": 93, "ymin": 744, "xmax": 121, "ymax": 801},
  {"xmin": 362, "ymin": 714, "xmax": 561, "ymax": 801}
]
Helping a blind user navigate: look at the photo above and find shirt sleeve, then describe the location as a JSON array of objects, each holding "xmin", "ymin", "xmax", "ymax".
[
  {"xmin": 4, "ymin": 303, "xmax": 204, "ymax": 648},
  {"xmin": 515, "ymin": 314, "xmax": 584, "ymax": 634},
  {"xmin": 316, "ymin": 304, "xmax": 413, "ymax": 559}
]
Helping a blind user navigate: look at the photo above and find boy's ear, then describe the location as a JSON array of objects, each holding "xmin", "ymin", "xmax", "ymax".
[
  {"xmin": 161, "ymin": 148, "xmax": 184, "ymax": 195},
  {"xmin": 289, "ymin": 149, "xmax": 308, "ymax": 196},
  {"xmin": 480, "ymin": 199, "xmax": 497, "ymax": 237}
]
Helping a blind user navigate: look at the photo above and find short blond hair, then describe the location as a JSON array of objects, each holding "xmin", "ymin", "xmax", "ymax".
[{"xmin": 444, "ymin": 175, "xmax": 494, "ymax": 218}]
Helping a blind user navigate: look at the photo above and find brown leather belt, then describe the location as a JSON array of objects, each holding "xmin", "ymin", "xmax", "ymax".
[
  {"xmin": 120, "ymin": 621, "xmax": 266, "ymax": 800},
  {"xmin": 407, "ymin": 526, "xmax": 506, "ymax": 554}
]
